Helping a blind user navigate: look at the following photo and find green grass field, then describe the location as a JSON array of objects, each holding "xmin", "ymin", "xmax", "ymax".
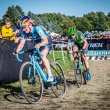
[{"xmin": 49, "ymin": 51, "xmax": 73, "ymax": 73}]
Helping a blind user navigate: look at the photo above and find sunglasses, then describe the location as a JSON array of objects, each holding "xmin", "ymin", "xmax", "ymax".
[{"xmin": 69, "ymin": 34, "xmax": 75, "ymax": 38}]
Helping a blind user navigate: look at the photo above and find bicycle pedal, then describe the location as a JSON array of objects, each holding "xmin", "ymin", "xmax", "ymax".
[
  {"xmin": 47, "ymin": 82, "xmax": 53, "ymax": 86},
  {"xmin": 28, "ymin": 80, "xmax": 36, "ymax": 85},
  {"xmin": 44, "ymin": 86, "xmax": 48, "ymax": 90},
  {"xmin": 44, "ymin": 83, "xmax": 49, "ymax": 89}
]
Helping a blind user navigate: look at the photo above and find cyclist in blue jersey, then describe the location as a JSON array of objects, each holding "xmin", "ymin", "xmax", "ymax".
[{"xmin": 14, "ymin": 16, "xmax": 53, "ymax": 82}]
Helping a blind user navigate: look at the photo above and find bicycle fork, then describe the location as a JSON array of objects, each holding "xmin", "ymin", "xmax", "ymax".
[{"xmin": 28, "ymin": 56, "xmax": 37, "ymax": 85}]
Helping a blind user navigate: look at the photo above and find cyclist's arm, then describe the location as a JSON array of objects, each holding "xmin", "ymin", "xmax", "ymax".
[
  {"xmin": 82, "ymin": 39, "xmax": 88, "ymax": 49},
  {"xmin": 16, "ymin": 39, "xmax": 25, "ymax": 54},
  {"xmin": 66, "ymin": 39, "xmax": 72, "ymax": 51},
  {"xmin": 16, "ymin": 32, "xmax": 26, "ymax": 54},
  {"xmin": 66, "ymin": 42, "xmax": 70, "ymax": 51},
  {"xmin": 40, "ymin": 35, "xmax": 48, "ymax": 46},
  {"xmin": 35, "ymin": 26, "xmax": 48, "ymax": 48},
  {"xmin": 35, "ymin": 35, "xmax": 48, "ymax": 49}
]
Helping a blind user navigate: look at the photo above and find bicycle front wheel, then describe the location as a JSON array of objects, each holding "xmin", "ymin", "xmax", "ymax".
[
  {"xmin": 50, "ymin": 61, "xmax": 66, "ymax": 97},
  {"xmin": 74, "ymin": 61, "xmax": 82, "ymax": 88},
  {"xmin": 19, "ymin": 62, "xmax": 43, "ymax": 104}
]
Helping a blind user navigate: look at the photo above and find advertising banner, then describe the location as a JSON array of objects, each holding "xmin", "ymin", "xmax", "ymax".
[{"xmin": 87, "ymin": 38, "xmax": 110, "ymax": 50}]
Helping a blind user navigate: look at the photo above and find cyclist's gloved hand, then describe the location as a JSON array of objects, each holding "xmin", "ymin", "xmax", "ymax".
[
  {"xmin": 80, "ymin": 49, "xmax": 86, "ymax": 53},
  {"xmin": 35, "ymin": 43, "xmax": 42, "ymax": 49},
  {"xmin": 13, "ymin": 51, "xmax": 18, "ymax": 56},
  {"xmin": 67, "ymin": 49, "xmax": 72, "ymax": 54}
]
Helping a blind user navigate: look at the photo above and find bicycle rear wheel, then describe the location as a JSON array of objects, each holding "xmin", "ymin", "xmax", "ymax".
[
  {"xmin": 74, "ymin": 61, "xmax": 82, "ymax": 88},
  {"xmin": 50, "ymin": 61, "xmax": 66, "ymax": 97},
  {"xmin": 19, "ymin": 62, "xmax": 43, "ymax": 104}
]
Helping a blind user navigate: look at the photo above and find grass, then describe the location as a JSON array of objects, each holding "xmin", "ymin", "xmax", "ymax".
[
  {"xmin": 48, "ymin": 50, "xmax": 73, "ymax": 73},
  {"xmin": 0, "ymin": 51, "xmax": 73, "ymax": 98}
]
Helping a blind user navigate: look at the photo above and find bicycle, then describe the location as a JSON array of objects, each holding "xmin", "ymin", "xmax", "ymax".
[
  {"xmin": 15, "ymin": 48, "xmax": 66, "ymax": 104},
  {"xmin": 73, "ymin": 50, "xmax": 88, "ymax": 88}
]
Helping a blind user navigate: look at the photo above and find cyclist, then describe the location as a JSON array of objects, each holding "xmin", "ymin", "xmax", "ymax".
[
  {"xmin": 14, "ymin": 16, "xmax": 53, "ymax": 82},
  {"xmin": 67, "ymin": 26, "xmax": 91, "ymax": 80}
]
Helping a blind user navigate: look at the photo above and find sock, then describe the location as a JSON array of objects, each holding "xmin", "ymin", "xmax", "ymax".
[
  {"xmin": 86, "ymin": 68, "xmax": 89, "ymax": 73},
  {"xmin": 47, "ymin": 69, "xmax": 52, "ymax": 76}
]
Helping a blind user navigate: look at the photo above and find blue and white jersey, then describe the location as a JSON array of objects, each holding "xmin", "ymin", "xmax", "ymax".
[
  {"xmin": 22, "ymin": 25, "xmax": 46, "ymax": 40},
  {"xmin": 22, "ymin": 25, "xmax": 52, "ymax": 46}
]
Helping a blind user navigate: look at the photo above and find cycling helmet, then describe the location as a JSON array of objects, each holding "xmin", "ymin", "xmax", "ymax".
[
  {"xmin": 17, "ymin": 16, "xmax": 32, "ymax": 28},
  {"xmin": 68, "ymin": 26, "xmax": 77, "ymax": 35}
]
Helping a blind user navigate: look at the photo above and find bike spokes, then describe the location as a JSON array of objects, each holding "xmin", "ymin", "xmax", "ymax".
[{"xmin": 50, "ymin": 62, "xmax": 66, "ymax": 97}]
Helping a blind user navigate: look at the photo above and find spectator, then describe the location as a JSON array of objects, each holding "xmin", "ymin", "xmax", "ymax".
[
  {"xmin": 1, "ymin": 18, "xmax": 17, "ymax": 41},
  {"xmin": 0, "ymin": 27, "xmax": 2, "ymax": 38},
  {"xmin": 0, "ymin": 32, "xmax": 2, "ymax": 38},
  {"xmin": 84, "ymin": 31, "xmax": 92, "ymax": 38},
  {"xmin": 13, "ymin": 17, "xmax": 22, "ymax": 43}
]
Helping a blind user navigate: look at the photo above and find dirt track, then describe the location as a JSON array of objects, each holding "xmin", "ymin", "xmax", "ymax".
[{"xmin": 0, "ymin": 60, "xmax": 110, "ymax": 110}]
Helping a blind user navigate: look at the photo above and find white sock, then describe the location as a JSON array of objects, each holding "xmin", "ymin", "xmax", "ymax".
[{"xmin": 47, "ymin": 69, "xmax": 52, "ymax": 76}]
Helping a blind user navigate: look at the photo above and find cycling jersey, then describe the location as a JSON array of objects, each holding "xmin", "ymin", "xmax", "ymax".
[
  {"xmin": 68, "ymin": 30, "xmax": 88, "ymax": 51},
  {"xmin": 22, "ymin": 25, "xmax": 52, "ymax": 51},
  {"xmin": 73, "ymin": 31, "xmax": 86, "ymax": 46},
  {"xmin": 1, "ymin": 26, "xmax": 15, "ymax": 41}
]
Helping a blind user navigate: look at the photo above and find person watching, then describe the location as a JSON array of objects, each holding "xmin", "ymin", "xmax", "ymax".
[{"xmin": 1, "ymin": 18, "xmax": 17, "ymax": 41}]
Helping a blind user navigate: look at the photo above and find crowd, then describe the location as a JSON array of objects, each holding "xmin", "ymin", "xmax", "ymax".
[{"xmin": 84, "ymin": 30, "xmax": 110, "ymax": 39}]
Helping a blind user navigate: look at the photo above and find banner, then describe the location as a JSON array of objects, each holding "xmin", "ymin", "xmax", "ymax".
[
  {"xmin": 0, "ymin": 39, "xmax": 33, "ymax": 84},
  {"xmin": 87, "ymin": 55, "xmax": 110, "ymax": 60},
  {"xmin": 87, "ymin": 50, "xmax": 110, "ymax": 55},
  {"xmin": 87, "ymin": 38, "xmax": 110, "ymax": 50}
]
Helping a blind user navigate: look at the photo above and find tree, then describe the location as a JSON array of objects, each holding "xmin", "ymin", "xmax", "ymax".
[
  {"xmin": 76, "ymin": 17, "xmax": 92, "ymax": 32},
  {"xmin": 107, "ymin": 12, "xmax": 110, "ymax": 17},
  {"xmin": 1, "ymin": 5, "xmax": 109, "ymax": 34},
  {"xmin": 3, "ymin": 5, "xmax": 24, "ymax": 26}
]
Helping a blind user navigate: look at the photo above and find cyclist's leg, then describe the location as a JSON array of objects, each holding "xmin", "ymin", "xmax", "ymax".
[
  {"xmin": 40, "ymin": 46, "xmax": 53, "ymax": 82},
  {"xmin": 81, "ymin": 55, "xmax": 89, "ymax": 69},
  {"xmin": 81, "ymin": 46, "xmax": 91, "ymax": 80},
  {"xmin": 72, "ymin": 45, "xmax": 78, "ymax": 59}
]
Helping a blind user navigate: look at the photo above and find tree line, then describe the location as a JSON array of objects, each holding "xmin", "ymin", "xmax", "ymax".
[{"xmin": 0, "ymin": 5, "xmax": 110, "ymax": 35}]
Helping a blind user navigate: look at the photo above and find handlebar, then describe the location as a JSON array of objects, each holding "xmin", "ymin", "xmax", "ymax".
[
  {"xmin": 79, "ymin": 49, "xmax": 86, "ymax": 53},
  {"xmin": 78, "ymin": 49, "xmax": 86, "ymax": 57},
  {"xmin": 15, "ymin": 48, "xmax": 44, "ymax": 63}
]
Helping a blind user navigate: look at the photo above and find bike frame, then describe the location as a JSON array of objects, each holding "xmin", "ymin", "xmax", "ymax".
[
  {"xmin": 30, "ymin": 54, "xmax": 47, "ymax": 83},
  {"xmin": 16, "ymin": 49, "xmax": 57, "ymax": 87},
  {"xmin": 76, "ymin": 52, "xmax": 85, "ymax": 71}
]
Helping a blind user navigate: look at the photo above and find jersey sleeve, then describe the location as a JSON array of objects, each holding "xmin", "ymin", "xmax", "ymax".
[
  {"xmin": 35, "ymin": 26, "xmax": 46, "ymax": 38},
  {"xmin": 78, "ymin": 31, "xmax": 86, "ymax": 41},
  {"xmin": 21, "ymin": 31, "xmax": 27, "ymax": 40}
]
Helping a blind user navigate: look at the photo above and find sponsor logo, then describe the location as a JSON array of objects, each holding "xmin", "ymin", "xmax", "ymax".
[
  {"xmin": 87, "ymin": 51, "xmax": 110, "ymax": 55},
  {"xmin": 89, "ymin": 43, "xmax": 104, "ymax": 48}
]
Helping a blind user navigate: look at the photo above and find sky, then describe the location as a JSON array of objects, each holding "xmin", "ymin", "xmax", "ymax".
[{"xmin": 0, "ymin": 0, "xmax": 110, "ymax": 19}]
